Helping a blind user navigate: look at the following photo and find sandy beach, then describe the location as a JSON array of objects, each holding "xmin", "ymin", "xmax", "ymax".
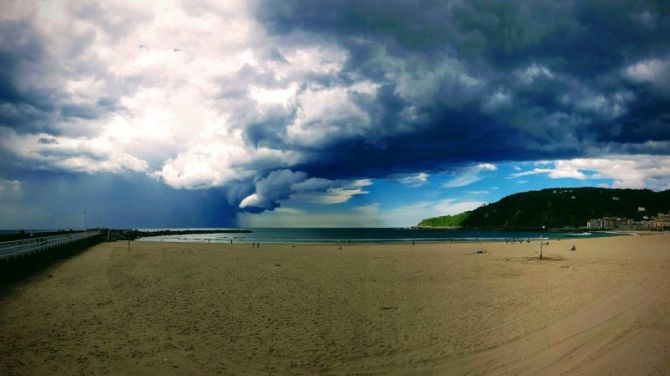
[{"xmin": 1, "ymin": 234, "xmax": 669, "ymax": 375}]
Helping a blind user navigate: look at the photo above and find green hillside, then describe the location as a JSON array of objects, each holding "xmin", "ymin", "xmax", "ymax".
[
  {"xmin": 417, "ymin": 211, "xmax": 471, "ymax": 227},
  {"xmin": 418, "ymin": 188, "xmax": 670, "ymax": 230}
]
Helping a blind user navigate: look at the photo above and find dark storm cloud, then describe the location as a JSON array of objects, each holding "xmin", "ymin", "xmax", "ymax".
[
  {"xmin": 0, "ymin": 20, "xmax": 54, "ymax": 132},
  {"xmin": 254, "ymin": 0, "xmax": 670, "ymax": 179},
  {"xmin": 0, "ymin": 13, "xmax": 129, "ymax": 136},
  {"xmin": 0, "ymin": 171, "xmax": 238, "ymax": 229},
  {"xmin": 244, "ymin": 108, "xmax": 296, "ymax": 148},
  {"xmin": 259, "ymin": 1, "xmax": 670, "ymax": 73},
  {"xmin": 295, "ymin": 108, "xmax": 581, "ymax": 180}
]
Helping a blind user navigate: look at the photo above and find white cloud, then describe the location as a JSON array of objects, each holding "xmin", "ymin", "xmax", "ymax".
[
  {"xmin": 443, "ymin": 163, "xmax": 497, "ymax": 188},
  {"xmin": 509, "ymin": 168, "xmax": 552, "ymax": 179},
  {"xmin": 479, "ymin": 163, "xmax": 496, "ymax": 171},
  {"xmin": 286, "ymin": 85, "xmax": 373, "ymax": 146},
  {"xmin": 351, "ymin": 179, "xmax": 372, "ymax": 187},
  {"xmin": 481, "ymin": 89, "xmax": 512, "ymax": 112},
  {"xmin": 0, "ymin": 128, "xmax": 148, "ymax": 174},
  {"xmin": 397, "ymin": 172, "xmax": 429, "ymax": 187},
  {"xmin": 290, "ymin": 180, "xmax": 371, "ymax": 204},
  {"xmin": 508, "ymin": 155, "xmax": 670, "ymax": 190},
  {"xmin": 249, "ymin": 83, "xmax": 298, "ymax": 107},
  {"xmin": 509, "ymin": 161, "xmax": 587, "ymax": 180},
  {"xmin": 155, "ymin": 127, "xmax": 301, "ymax": 190},
  {"xmin": 624, "ymin": 57, "xmax": 670, "ymax": 94},
  {"xmin": 517, "ymin": 63, "xmax": 554, "ymax": 84}
]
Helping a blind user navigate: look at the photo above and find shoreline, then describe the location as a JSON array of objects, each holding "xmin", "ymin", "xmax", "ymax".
[{"xmin": 136, "ymin": 230, "xmax": 630, "ymax": 245}]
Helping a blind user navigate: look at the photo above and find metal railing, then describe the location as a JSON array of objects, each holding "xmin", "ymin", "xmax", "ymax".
[{"xmin": 0, "ymin": 231, "xmax": 101, "ymax": 260}]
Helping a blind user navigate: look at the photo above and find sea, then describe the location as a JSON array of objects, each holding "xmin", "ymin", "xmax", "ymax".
[{"xmin": 134, "ymin": 228, "xmax": 615, "ymax": 244}]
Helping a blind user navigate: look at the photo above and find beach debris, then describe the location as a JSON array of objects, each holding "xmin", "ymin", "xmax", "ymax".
[
  {"xmin": 380, "ymin": 306, "xmax": 396, "ymax": 310},
  {"xmin": 474, "ymin": 249, "xmax": 487, "ymax": 254},
  {"xmin": 571, "ymin": 245, "xmax": 576, "ymax": 251}
]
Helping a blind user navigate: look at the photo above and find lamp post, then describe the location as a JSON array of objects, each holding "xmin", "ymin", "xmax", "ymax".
[{"xmin": 539, "ymin": 225, "xmax": 545, "ymax": 260}]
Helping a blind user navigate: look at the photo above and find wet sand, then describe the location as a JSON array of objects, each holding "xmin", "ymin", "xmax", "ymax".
[{"xmin": 1, "ymin": 234, "xmax": 669, "ymax": 375}]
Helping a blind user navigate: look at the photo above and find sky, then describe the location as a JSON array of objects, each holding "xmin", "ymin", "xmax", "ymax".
[{"xmin": 1, "ymin": 0, "xmax": 669, "ymax": 229}]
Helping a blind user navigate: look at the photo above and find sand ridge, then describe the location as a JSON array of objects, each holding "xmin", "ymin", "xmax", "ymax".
[{"xmin": 1, "ymin": 234, "xmax": 669, "ymax": 375}]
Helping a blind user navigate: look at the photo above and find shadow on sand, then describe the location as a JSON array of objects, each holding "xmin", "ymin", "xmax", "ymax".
[{"xmin": 0, "ymin": 235, "xmax": 103, "ymax": 289}]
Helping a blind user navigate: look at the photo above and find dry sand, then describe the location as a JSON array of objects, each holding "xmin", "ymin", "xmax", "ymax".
[{"xmin": 1, "ymin": 234, "xmax": 669, "ymax": 375}]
